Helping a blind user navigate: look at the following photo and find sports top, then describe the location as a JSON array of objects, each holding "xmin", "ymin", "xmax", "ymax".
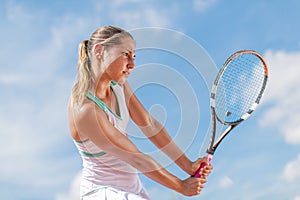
[{"xmin": 73, "ymin": 82, "xmax": 144, "ymax": 196}]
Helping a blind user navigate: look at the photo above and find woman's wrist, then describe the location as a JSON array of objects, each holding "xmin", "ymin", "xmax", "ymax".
[
  {"xmin": 173, "ymin": 178, "xmax": 184, "ymax": 194},
  {"xmin": 175, "ymin": 155, "xmax": 194, "ymax": 175}
]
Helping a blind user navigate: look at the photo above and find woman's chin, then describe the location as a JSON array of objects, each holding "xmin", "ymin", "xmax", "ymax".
[{"xmin": 116, "ymin": 78, "xmax": 126, "ymax": 85}]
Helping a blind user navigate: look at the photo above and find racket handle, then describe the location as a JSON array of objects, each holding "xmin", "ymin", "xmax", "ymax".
[{"xmin": 193, "ymin": 153, "xmax": 213, "ymax": 178}]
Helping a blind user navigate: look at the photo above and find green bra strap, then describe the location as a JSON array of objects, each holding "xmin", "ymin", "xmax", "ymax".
[
  {"xmin": 87, "ymin": 91, "xmax": 106, "ymax": 112},
  {"xmin": 87, "ymin": 89, "xmax": 122, "ymax": 120},
  {"xmin": 110, "ymin": 80, "xmax": 117, "ymax": 86},
  {"xmin": 80, "ymin": 150, "xmax": 107, "ymax": 158}
]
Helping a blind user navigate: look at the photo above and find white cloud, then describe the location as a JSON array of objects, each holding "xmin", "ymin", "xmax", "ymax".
[
  {"xmin": 111, "ymin": 9, "xmax": 171, "ymax": 29},
  {"xmin": 0, "ymin": 77, "xmax": 77, "ymax": 185},
  {"xmin": 194, "ymin": 0, "xmax": 217, "ymax": 12},
  {"xmin": 295, "ymin": 196, "xmax": 300, "ymax": 200},
  {"xmin": 5, "ymin": 1, "xmax": 33, "ymax": 22},
  {"xmin": 259, "ymin": 50, "xmax": 300, "ymax": 144},
  {"xmin": 92, "ymin": 0, "xmax": 173, "ymax": 29},
  {"xmin": 0, "ymin": 73, "xmax": 25, "ymax": 84},
  {"xmin": 55, "ymin": 172, "xmax": 81, "ymax": 200},
  {"xmin": 218, "ymin": 176, "xmax": 234, "ymax": 188},
  {"xmin": 110, "ymin": 0, "xmax": 143, "ymax": 7},
  {"xmin": 283, "ymin": 154, "xmax": 300, "ymax": 182},
  {"xmin": 0, "ymin": 0, "xmax": 84, "ymax": 194}
]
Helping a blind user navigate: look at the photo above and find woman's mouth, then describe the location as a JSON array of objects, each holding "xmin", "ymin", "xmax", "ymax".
[{"xmin": 123, "ymin": 71, "xmax": 130, "ymax": 76}]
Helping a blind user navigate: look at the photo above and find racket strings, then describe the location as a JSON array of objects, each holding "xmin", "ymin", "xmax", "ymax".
[{"xmin": 214, "ymin": 53, "xmax": 266, "ymax": 123}]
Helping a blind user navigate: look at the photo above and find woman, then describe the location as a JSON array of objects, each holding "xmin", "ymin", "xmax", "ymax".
[{"xmin": 68, "ymin": 26, "xmax": 212, "ymax": 200}]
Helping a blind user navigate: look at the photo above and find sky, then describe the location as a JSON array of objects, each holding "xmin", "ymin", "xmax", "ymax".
[{"xmin": 1, "ymin": 0, "xmax": 300, "ymax": 200}]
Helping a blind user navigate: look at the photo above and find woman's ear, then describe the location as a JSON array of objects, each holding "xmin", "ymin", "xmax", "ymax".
[{"xmin": 94, "ymin": 43, "xmax": 103, "ymax": 58}]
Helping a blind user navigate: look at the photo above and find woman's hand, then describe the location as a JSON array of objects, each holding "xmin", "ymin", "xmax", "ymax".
[
  {"xmin": 190, "ymin": 157, "xmax": 213, "ymax": 178},
  {"xmin": 176, "ymin": 157, "xmax": 213, "ymax": 197},
  {"xmin": 179, "ymin": 176, "xmax": 206, "ymax": 196}
]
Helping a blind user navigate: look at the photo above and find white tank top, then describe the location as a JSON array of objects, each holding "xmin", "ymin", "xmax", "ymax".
[{"xmin": 74, "ymin": 82, "xmax": 144, "ymax": 195}]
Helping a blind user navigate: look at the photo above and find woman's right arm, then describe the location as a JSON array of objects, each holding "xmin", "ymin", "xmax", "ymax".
[{"xmin": 70, "ymin": 103, "xmax": 206, "ymax": 196}]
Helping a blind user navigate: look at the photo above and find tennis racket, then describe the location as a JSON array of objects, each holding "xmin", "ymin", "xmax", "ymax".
[{"xmin": 194, "ymin": 50, "xmax": 269, "ymax": 177}]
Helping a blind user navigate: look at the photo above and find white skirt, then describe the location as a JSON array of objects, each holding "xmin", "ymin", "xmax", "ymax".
[{"xmin": 81, "ymin": 185, "xmax": 151, "ymax": 200}]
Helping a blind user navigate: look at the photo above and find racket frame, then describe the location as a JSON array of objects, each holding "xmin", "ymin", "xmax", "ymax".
[
  {"xmin": 193, "ymin": 50, "xmax": 268, "ymax": 177},
  {"xmin": 208, "ymin": 50, "xmax": 268, "ymax": 154}
]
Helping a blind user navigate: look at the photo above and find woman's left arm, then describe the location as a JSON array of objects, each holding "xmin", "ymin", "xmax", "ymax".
[{"xmin": 124, "ymin": 82, "xmax": 199, "ymax": 175}]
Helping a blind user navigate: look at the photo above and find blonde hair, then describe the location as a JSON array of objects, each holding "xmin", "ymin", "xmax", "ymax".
[{"xmin": 71, "ymin": 26, "xmax": 133, "ymax": 106}]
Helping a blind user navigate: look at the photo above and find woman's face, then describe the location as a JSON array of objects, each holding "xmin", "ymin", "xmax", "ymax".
[{"xmin": 102, "ymin": 36, "xmax": 136, "ymax": 84}]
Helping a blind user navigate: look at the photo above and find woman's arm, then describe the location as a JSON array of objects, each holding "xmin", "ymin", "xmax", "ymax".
[
  {"xmin": 70, "ymin": 101, "xmax": 206, "ymax": 196},
  {"xmin": 123, "ymin": 82, "xmax": 200, "ymax": 175}
]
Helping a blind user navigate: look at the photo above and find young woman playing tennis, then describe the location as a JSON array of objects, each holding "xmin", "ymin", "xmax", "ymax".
[{"xmin": 68, "ymin": 25, "xmax": 212, "ymax": 200}]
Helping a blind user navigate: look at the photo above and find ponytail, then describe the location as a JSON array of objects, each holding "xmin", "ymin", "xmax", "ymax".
[{"xmin": 71, "ymin": 40, "xmax": 95, "ymax": 106}]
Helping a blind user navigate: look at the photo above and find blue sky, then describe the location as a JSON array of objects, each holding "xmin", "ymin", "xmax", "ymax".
[{"xmin": 1, "ymin": 0, "xmax": 300, "ymax": 199}]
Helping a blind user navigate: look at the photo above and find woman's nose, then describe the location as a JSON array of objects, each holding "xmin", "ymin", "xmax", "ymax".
[{"xmin": 127, "ymin": 56, "xmax": 135, "ymax": 69}]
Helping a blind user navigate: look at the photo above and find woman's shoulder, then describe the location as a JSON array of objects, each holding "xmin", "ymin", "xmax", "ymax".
[
  {"xmin": 68, "ymin": 98, "xmax": 94, "ymax": 142},
  {"xmin": 69, "ymin": 97, "xmax": 96, "ymax": 125},
  {"xmin": 69, "ymin": 97, "xmax": 110, "ymax": 141}
]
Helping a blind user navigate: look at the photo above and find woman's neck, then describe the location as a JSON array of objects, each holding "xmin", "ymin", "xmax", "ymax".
[{"xmin": 94, "ymin": 76, "xmax": 112, "ymax": 100}]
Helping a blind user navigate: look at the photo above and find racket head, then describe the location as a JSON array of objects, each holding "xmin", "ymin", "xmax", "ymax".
[
  {"xmin": 206, "ymin": 50, "xmax": 268, "ymax": 154},
  {"xmin": 211, "ymin": 50, "xmax": 268, "ymax": 125}
]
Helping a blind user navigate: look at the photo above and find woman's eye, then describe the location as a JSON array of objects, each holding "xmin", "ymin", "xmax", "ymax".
[{"xmin": 122, "ymin": 52, "xmax": 135, "ymax": 60}]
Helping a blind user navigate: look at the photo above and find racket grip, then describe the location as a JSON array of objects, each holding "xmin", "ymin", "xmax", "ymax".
[{"xmin": 193, "ymin": 153, "xmax": 213, "ymax": 178}]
